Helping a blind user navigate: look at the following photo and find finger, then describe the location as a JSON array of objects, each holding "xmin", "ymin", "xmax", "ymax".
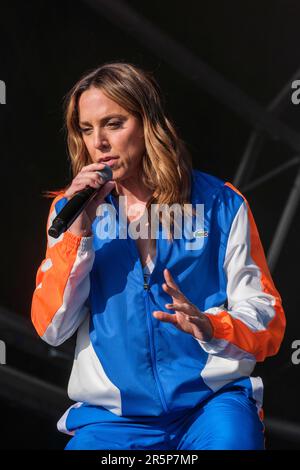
[
  {"xmin": 162, "ymin": 282, "xmax": 186, "ymax": 302},
  {"xmin": 95, "ymin": 181, "xmax": 116, "ymax": 201},
  {"xmin": 165, "ymin": 302, "xmax": 199, "ymax": 317},
  {"xmin": 152, "ymin": 310, "xmax": 178, "ymax": 325},
  {"xmin": 163, "ymin": 268, "xmax": 179, "ymax": 290},
  {"xmin": 81, "ymin": 163, "xmax": 106, "ymax": 173},
  {"xmin": 77, "ymin": 172, "xmax": 103, "ymax": 184},
  {"xmin": 163, "ymin": 269, "xmax": 187, "ymax": 301},
  {"xmin": 66, "ymin": 178, "xmax": 98, "ymax": 196},
  {"xmin": 74, "ymin": 177, "xmax": 101, "ymax": 190}
]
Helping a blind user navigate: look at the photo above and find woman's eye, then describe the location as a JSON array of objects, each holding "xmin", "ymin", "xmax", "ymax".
[
  {"xmin": 79, "ymin": 121, "xmax": 123, "ymax": 134},
  {"xmin": 80, "ymin": 128, "xmax": 92, "ymax": 134},
  {"xmin": 107, "ymin": 121, "xmax": 122, "ymax": 128}
]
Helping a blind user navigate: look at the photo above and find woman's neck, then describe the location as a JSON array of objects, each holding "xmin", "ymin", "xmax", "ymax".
[{"xmin": 114, "ymin": 179, "xmax": 153, "ymax": 205}]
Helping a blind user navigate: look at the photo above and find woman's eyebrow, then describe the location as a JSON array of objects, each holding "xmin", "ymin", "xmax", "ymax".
[{"xmin": 79, "ymin": 114, "xmax": 127, "ymax": 126}]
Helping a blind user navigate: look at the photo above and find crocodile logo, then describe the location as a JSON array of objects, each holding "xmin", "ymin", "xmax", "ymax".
[{"xmin": 193, "ymin": 229, "xmax": 209, "ymax": 238}]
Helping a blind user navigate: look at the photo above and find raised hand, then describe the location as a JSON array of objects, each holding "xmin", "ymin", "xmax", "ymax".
[{"xmin": 152, "ymin": 268, "xmax": 214, "ymax": 342}]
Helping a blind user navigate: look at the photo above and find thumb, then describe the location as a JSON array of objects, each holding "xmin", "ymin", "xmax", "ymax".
[
  {"xmin": 94, "ymin": 180, "xmax": 116, "ymax": 203},
  {"xmin": 84, "ymin": 180, "xmax": 117, "ymax": 224}
]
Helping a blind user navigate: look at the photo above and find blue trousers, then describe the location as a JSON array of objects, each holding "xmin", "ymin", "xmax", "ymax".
[{"xmin": 65, "ymin": 387, "xmax": 265, "ymax": 450}]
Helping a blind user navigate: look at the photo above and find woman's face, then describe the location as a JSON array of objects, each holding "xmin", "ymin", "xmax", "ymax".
[{"xmin": 78, "ymin": 87, "xmax": 146, "ymax": 182}]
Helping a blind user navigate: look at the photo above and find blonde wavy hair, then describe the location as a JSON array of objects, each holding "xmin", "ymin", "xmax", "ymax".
[{"xmin": 46, "ymin": 61, "xmax": 195, "ymax": 241}]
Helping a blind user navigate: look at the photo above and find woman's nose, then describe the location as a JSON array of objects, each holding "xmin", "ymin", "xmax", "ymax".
[{"xmin": 93, "ymin": 130, "xmax": 110, "ymax": 150}]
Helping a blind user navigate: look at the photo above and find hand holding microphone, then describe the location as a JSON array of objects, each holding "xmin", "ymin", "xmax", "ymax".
[{"xmin": 48, "ymin": 163, "xmax": 115, "ymax": 238}]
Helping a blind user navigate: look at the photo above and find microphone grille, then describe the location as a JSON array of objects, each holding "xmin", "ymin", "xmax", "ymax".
[{"xmin": 96, "ymin": 164, "xmax": 113, "ymax": 182}]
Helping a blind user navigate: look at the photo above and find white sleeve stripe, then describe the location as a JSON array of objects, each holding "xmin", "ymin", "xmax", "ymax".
[
  {"xmin": 42, "ymin": 237, "xmax": 95, "ymax": 346},
  {"xmin": 223, "ymin": 201, "xmax": 276, "ymax": 332}
]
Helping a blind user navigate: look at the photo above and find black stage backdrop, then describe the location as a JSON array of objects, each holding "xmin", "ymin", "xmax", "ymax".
[{"xmin": 0, "ymin": 0, "xmax": 299, "ymax": 449}]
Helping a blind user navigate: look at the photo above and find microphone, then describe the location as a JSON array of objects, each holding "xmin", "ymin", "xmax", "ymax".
[{"xmin": 48, "ymin": 165, "xmax": 113, "ymax": 239}]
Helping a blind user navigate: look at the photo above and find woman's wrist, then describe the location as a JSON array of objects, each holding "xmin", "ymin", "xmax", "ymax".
[
  {"xmin": 68, "ymin": 226, "xmax": 92, "ymax": 237},
  {"xmin": 67, "ymin": 212, "xmax": 92, "ymax": 237}
]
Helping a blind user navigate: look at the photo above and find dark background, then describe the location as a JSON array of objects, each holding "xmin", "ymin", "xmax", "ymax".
[{"xmin": 0, "ymin": 0, "xmax": 299, "ymax": 449}]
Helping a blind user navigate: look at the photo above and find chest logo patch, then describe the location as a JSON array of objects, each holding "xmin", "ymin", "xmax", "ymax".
[{"xmin": 193, "ymin": 229, "xmax": 209, "ymax": 238}]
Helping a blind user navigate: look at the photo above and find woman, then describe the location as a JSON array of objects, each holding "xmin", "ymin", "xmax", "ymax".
[{"xmin": 31, "ymin": 62, "xmax": 286, "ymax": 450}]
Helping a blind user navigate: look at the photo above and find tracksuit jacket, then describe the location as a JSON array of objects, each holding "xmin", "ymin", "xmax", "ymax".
[{"xmin": 31, "ymin": 169, "xmax": 286, "ymax": 435}]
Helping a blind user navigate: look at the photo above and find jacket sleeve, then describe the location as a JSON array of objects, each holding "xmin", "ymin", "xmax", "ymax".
[
  {"xmin": 31, "ymin": 195, "xmax": 95, "ymax": 346},
  {"xmin": 198, "ymin": 182, "xmax": 286, "ymax": 362}
]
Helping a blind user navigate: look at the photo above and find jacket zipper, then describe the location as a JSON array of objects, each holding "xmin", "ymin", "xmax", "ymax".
[
  {"xmin": 136, "ymin": 238, "xmax": 169, "ymax": 412},
  {"xmin": 143, "ymin": 279, "xmax": 169, "ymax": 413},
  {"xmin": 111, "ymin": 194, "xmax": 168, "ymax": 412}
]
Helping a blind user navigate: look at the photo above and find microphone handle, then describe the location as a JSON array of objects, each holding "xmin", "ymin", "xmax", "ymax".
[
  {"xmin": 48, "ymin": 165, "xmax": 113, "ymax": 239},
  {"xmin": 48, "ymin": 186, "xmax": 97, "ymax": 239}
]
